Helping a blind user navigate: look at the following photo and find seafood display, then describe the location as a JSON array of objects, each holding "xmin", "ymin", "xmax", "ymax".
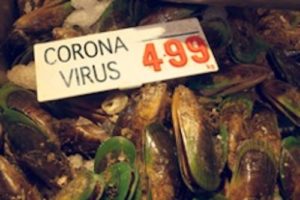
[{"xmin": 0, "ymin": 0, "xmax": 300, "ymax": 200}]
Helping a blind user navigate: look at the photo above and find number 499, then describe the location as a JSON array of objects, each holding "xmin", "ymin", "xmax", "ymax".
[{"xmin": 143, "ymin": 35, "xmax": 210, "ymax": 72}]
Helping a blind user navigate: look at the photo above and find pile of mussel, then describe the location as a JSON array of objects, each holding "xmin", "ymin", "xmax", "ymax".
[{"xmin": 0, "ymin": 0, "xmax": 300, "ymax": 200}]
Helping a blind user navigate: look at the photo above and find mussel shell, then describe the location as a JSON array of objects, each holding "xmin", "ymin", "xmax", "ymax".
[
  {"xmin": 261, "ymin": 79, "xmax": 300, "ymax": 126},
  {"xmin": 53, "ymin": 118, "xmax": 109, "ymax": 158},
  {"xmin": 227, "ymin": 140, "xmax": 277, "ymax": 200},
  {"xmin": 101, "ymin": 162, "xmax": 138, "ymax": 200},
  {"xmin": 95, "ymin": 0, "xmax": 152, "ymax": 32},
  {"xmin": 94, "ymin": 136, "xmax": 136, "ymax": 174},
  {"xmin": 219, "ymin": 94, "xmax": 254, "ymax": 170},
  {"xmin": 0, "ymin": 155, "xmax": 42, "ymax": 200},
  {"xmin": 172, "ymin": 85, "xmax": 220, "ymax": 192},
  {"xmin": 139, "ymin": 3, "xmax": 201, "ymax": 25},
  {"xmin": 14, "ymin": 1, "xmax": 73, "ymax": 33},
  {"xmin": 202, "ymin": 17, "xmax": 232, "ymax": 50},
  {"xmin": 0, "ymin": 83, "xmax": 60, "ymax": 145},
  {"xmin": 249, "ymin": 102, "xmax": 281, "ymax": 161},
  {"xmin": 54, "ymin": 169, "xmax": 104, "ymax": 200},
  {"xmin": 227, "ymin": 19, "xmax": 269, "ymax": 64},
  {"xmin": 188, "ymin": 64, "xmax": 272, "ymax": 97},
  {"xmin": 113, "ymin": 83, "xmax": 168, "ymax": 159},
  {"xmin": 280, "ymin": 136, "xmax": 300, "ymax": 200},
  {"xmin": 3, "ymin": 109, "xmax": 72, "ymax": 190},
  {"xmin": 267, "ymin": 49, "xmax": 300, "ymax": 88},
  {"xmin": 145, "ymin": 123, "xmax": 182, "ymax": 200}
]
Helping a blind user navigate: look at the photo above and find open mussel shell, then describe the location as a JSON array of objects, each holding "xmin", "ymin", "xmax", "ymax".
[
  {"xmin": 261, "ymin": 79, "xmax": 300, "ymax": 126},
  {"xmin": 144, "ymin": 123, "xmax": 182, "ymax": 200},
  {"xmin": 94, "ymin": 136, "xmax": 136, "ymax": 174},
  {"xmin": 101, "ymin": 162, "xmax": 139, "ymax": 200},
  {"xmin": 2, "ymin": 108, "xmax": 73, "ymax": 190},
  {"xmin": 172, "ymin": 85, "xmax": 220, "ymax": 193},
  {"xmin": 54, "ymin": 169, "xmax": 104, "ymax": 200},
  {"xmin": 279, "ymin": 136, "xmax": 300, "ymax": 200},
  {"xmin": 188, "ymin": 64, "xmax": 272, "ymax": 97},
  {"xmin": 0, "ymin": 155, "xmax": 42, "ymax": 200},
  {"xmin": 227, "ymin": 139, "xmax": 277, "ymax": 200}
]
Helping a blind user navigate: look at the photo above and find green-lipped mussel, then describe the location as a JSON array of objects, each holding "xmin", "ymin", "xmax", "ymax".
[
  {"xmin": 227, "ymin": 140, "xmax": 277, "ymax": 200},
  {"xmin": 280, "ymin": 136, "xmax": 300, "ymax": 200},
  {"xmin": 188, "ymin": 64, "xmax": 272, "ymax": 97},
  {"xmin": 172, "ymin": 85, "xmax": 221, "ymax": 193},
  {"xmin": 261, "ymin": 79, "xmax": 300, "ymax": 126}
]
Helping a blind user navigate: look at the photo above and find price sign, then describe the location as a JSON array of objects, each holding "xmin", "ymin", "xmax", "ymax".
[{"xmin": 34, "ymin": 18, "xmax": 218, "ymax": 102}]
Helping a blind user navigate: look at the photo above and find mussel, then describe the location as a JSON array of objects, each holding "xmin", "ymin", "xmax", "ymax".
[
  {"xmin": 280, "ymin": 136, "xmax": 300, "ymax": 200},
  {"xmin": 14, "ymin": 0, "xmax": 73, "ymax": 33},
  {"xmin": 0, "ymin": 155, "xmax": 42, "ymax": 200},
  {"xmin": 144, "ymin": 123, "xmax": 183, "ymax": 199},
  {"xmin": 227, "ymin": 140, "xmax": 277, "ymax": 200},
  {"xmin": 249, "ymin": 102, "xmax": 281, "ymax": 161},
  {"xmin": 188, "ymin": 64, "xmax": 272, "ymax": 97},
  {"xmin": 53, "ymin": 117, "xmax": 109, "ymax": 158},
  {"xmin": 261, "ymin": 79, "xmax": 300, "ymax": 126},
  {"xmin": 228, "ymin": 19, "xmax": 269, "ymax": 64},
  {"xmin": 219, "ymin": 94, "xmax": 254, "ymax": 170},
  {"xmin": 172, "ymin": 85, "xmax": 221, "ymax": 193},
  {"xmin": 113, "ymin": 83, "xmax": 168, "ymax": 156},
  {"xmin": 0, "ymin": 84, "xmax": 73, "ymax": 190},
  {"xmin": 95, "ymin": 0, "xmax": 153, "ymax": 32},
  {"xmin": 267, "ymin": 49, "xmax": 300, "ymax": 88},
  {"xmin": 94, "ymin": 136, "xmax": 139, "ymax": 200},
  {"xmin": 139, "ymin": 3, "xmax": 202, "ymax": 25}
]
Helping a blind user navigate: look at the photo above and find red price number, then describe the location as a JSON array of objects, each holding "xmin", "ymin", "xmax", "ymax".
[{"xmin": 143, "ymin": 35, "xmax": 210, "ymax": 72}]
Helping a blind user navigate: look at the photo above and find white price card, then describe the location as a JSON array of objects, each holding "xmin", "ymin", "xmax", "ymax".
[{"xmin": 34, "ymin": 18, "xmax": 218, "ymax": 102}]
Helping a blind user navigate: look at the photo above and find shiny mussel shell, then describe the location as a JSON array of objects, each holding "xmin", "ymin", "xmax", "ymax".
[
  {"xmin": 280, "ymin": 136, "xmax": 300, "ymax": 200},
  {"xmin": 219, "ymin": 94, "xmax": 254, "ymax": 170},
  {"xmin": 227, "ymin": 140, "xmax": 277, "ymax": 200},
  {"xmin": 101, "ymin": 162, "xmax": 139, "ymax": 200},
  {"xmin": 249, "ymin": 102, "xmax": 281, "ymax": 161},
  {"xmin": 172, "ymin": 85, "xmax": 220, "ymax": 192},
  {"xmin": 94, "ymin": 137, "xmax": 139, "ymax": 200},
  {"xmin": 94, "ymin": 136, "xmax": 136, "ymax": 174},
  {"xmin": 145, "ymin": 123, "xmax": 182, "ymax": 200}
]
